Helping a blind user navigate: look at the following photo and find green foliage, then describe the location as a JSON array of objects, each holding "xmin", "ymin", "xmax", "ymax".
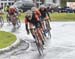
[
  {"xmin": 50, "ymin": 13, "xmax": 75, "ymax": 21},
  {"xmin": 0, "ymin": 31, "xmax": 16, "ymax": 49}
]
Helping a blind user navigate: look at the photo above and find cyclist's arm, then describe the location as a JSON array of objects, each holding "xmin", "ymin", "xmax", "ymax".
[
  {"xmin": 46, "ymin": 9, "xmax": 51, "ymax": 21},
  {"xmin": 46, "ymin": 9, "xmax": 49, "ymax": 17},
  {"xmin": 36, "ymin": 9, "xmax": 41, "ymax": 17},
  {"xmin": 25, "ymin": 18, "xmax": 29, "ymax": 34}
]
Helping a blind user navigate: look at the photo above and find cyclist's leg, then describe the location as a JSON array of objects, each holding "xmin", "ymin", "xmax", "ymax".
[
  {"xmin": 30, "ymin": 28, "xmax": 36, "ymax": 39},
  {"xmin": 35, "ymin": 22, "xmax": 44, "ymax": 45},
  {"xmin": 37, "ymin": 28, "xmax": 44, "ymax": 45},
  {"xmin": 34, "ymin": 28, "xmax": 43, "ymax": 55},
  {"xmin": 29, "ymin": 23, "xmax": 36, "ymax": 39}
]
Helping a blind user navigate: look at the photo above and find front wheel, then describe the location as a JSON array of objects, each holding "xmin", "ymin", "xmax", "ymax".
[{"xmin": 46, "ymin": 20, "xmax": 51, "ymax": 39}]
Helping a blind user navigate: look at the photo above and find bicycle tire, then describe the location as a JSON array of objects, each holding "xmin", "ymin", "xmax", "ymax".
[
  {"xmin": 46, "ymin": 20, "xmax": 51, "ymax": 39},
  {"xmin": 35, "ymin": 35, "xmax": 43, "ymax": 55}
]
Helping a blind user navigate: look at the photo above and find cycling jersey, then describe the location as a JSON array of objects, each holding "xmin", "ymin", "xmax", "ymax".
[
  {"xmin": 8, "ymin": 8, "xmax": 16, "ymax": 15},
  {"xmin": 25, "ymin": 12, "xmax": 41, "ymax": 29},
  {"xmin": 34, "ymin": 9, "xmax": 41, "ymax": 17},
  {"xmin": 39, "ymin": 8, "xmax": 49, "ymax": 20}
]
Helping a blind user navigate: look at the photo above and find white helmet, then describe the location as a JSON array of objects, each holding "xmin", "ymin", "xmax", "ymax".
[
  {"xmin": 40, "ymin": 5, "xmax": 46, "ymax": 8},
  {"xmin": 25, "ymin": 10, "xmax": 32, "ymax": 19},
  {"xmin": 31, "ymin": 7, "xmax": 37, "ymax": 12},
  {"xmin": 10, "ymin": 5, "xmax": 17, "ymax": 9},
  {"xmin": 10, "ymin": 6, "xmax": 15, "ymax": 8}
]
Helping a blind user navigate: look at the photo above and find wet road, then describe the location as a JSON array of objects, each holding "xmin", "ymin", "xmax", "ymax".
[{"xmin": 0, "ymin": 22, "xmax": 75, "ymax": 59}]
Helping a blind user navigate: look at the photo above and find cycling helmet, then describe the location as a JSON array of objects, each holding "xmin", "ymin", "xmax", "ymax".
[
  {"xmin": 25, "ymin": 10, "xmax": 32, "ymax": 20},
  {"xmin": 31, "ymin": 7, "xmax": 37, "ymax": 12},
  {"xmin": 10, "ymin": 6, "xmax": 15, "ymax": 8},
  {"xmin": 40, "ymin": 5, "xmax": 46, "ymax": 8}
]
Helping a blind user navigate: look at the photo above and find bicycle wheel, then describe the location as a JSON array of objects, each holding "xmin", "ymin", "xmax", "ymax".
[{"xmin": 46, "ymin": 20, "xmax": 51, "ymax": 39}]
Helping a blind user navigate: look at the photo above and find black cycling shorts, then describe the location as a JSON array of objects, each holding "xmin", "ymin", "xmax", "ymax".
[
  {"xmin": 40, "ymin": 16, "xmax": 45, "ymax": 21},
  {"xmin": 34, "ymin": 21, "xmax": 42, "ymax": 28}
]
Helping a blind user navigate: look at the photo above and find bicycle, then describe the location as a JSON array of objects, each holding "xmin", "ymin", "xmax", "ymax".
[{"xmin": 31, "ymin": 27, "xmax": 44, "ymax": 55}]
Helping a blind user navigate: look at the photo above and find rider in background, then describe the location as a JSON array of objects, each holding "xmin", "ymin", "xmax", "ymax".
[
  {"xmin": 39, "ymin": 5, "xmax": 50, "ymax": 20},
  {"xmin": 5, "ymin": 6, "xmax": 17, "ymax": 25},
  {"xmin": 8, "ymin": 6, "xmax": 16, "ymax": 16},
  {"xmin": 39, "ymin": 5, "xmax": 51, "ymax": 36}
]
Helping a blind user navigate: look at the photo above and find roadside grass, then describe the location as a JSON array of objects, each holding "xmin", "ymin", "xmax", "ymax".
[
  {"xmin": 50, "ymin": 13, "xmax": 75, "ymax": 21},
  {"xmin": 2, "ymin": 13, "xmax": 75, "ymax": 22},
  {"xmin": 0, "ymin": 31, "xmax": 16, "ymax": 49}
]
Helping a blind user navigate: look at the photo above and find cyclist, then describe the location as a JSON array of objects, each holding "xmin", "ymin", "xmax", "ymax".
[
  {"xmin": 39, "ymin": 5, "xmax": 51, "ymax": 37},
  {"xmin": 9, "ymin": 6, "xmax": 20, "ymax": 19},
  {"xmin": 8, "ymin": 6, "xmax": 16, "ymax": 16},
  {"xmin": 25, "ymin": 10, "xmax": 44, "ymax": 45}
]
